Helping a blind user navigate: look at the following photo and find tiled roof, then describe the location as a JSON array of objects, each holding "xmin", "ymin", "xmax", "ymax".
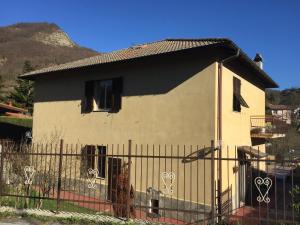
[
  {"xmin": 19, "ymin": 38, "xmax": 278, "ymax": 88},
  {"xmin": 20, "ymin": 38, "xmax": 228, "ymax": 77}
]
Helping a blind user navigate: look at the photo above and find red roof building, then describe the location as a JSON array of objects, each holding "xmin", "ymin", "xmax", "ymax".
[{"xmin": 0, "ymin": 102, "xmax": 28, "ymax": 118}]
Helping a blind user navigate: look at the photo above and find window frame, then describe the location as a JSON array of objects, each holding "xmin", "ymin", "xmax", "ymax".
[{"xmin": 83, "ymin": 77, "xmax": 123, "ymax": 113}]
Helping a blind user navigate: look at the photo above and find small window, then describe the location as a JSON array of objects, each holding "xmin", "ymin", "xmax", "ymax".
[
  {"xmin": 82, "ymin": 77, "xmax": 123, "ymax": 113},
  {"xmin": 233, "ymin": 77, "xmax": 249, "ymax": 112},
  {"xmin": 81, "ymin": 145, "xmax": 107, "ymax": 178}
]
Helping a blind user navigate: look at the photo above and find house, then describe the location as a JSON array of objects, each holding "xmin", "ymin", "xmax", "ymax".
[
  {"xmin": 267, "ymin": 103, "xmax": 293, "ymax": 124},
  {"xmin": 0, "ymin": 102, "xmax": 31, "ymax": 141},
  {"xmin": 20, "ymin": 38, "xmax": 281, "ymax": 221}
]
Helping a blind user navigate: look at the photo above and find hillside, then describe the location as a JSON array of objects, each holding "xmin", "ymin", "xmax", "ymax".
[
  {"xmin": 0, "ymin": 22, "xmax": 99, "ymax": 91},
  {"xmin": 266, "ymin": 88, "xmax": 300, "ymax": 107},
  {"xmin": 266, "ymin": 88, "xmax": 300, "ymax": 154}
]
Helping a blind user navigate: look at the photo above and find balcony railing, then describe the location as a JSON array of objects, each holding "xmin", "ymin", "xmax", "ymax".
[{"xmin": 250, "ymin": 115, "xmax": 289, "ymax": 138}]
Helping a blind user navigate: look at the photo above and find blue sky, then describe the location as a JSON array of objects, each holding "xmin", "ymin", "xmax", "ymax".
[{"xmin": 1, "ymin": 0, "xmax": 299, "ymax": 89}]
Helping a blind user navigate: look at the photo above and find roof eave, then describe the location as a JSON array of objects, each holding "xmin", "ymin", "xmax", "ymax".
[
  {"xmin": 19, "ymin": 38, "xmax": 279, "ymax": 89},
  {"xmin": 225, "ymin": 40, "xmax": 279, "ymax": 88}
]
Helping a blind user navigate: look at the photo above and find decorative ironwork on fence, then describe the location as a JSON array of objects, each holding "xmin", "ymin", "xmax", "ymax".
[{"xmin": 0, "ymin": 139, "xmax": 299, "ymax": 224}]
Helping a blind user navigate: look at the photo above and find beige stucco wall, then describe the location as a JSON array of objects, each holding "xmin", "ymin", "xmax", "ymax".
[
  {"xmin": 32, "ymin": 58, "xmax": 218, "ymax": 205},
  {"xmin": 33, "ymin": 60, "xmax": 217, "ymax": 146},
  {"xmin": 221, "ymin": 66, "xmax": 265, "ymax": 148},
  {"xmin": 220, "ymin": 65, "xmax": 266, "ymax": 209}
]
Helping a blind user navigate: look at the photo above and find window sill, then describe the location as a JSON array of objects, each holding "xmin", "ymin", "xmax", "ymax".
[
  {"xmin": 93, "ymin": 109, "xmax": 112, "ymax": 113},
  {"xmin": 96, "ymin": 176, "xmax": 105, "ymax": 180}
]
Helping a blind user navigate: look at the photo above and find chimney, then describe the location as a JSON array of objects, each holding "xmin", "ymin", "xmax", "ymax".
[{"xmin": 254, "ymin": 53, "xmax": 263, "ymax": 69}]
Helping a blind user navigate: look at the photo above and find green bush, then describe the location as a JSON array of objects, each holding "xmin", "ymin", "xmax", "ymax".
[{"xmin": 290, "ymin": 185, "xmax": 300, "ymax": 216}]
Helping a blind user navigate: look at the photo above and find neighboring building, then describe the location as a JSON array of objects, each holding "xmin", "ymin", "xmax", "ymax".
[
  {"xmin": 294, "ymin": 107, "xmax": 300, "ymax": 119},
  {"xmin": 20, "ymin": 38, "xmax": 281, "ymax": 220},
  {"xmin": 294, "ymin": 107, "xmax": 300, "ymax": 131},
  {"xmin": 267, "ymin": 103, "xmax": 293, "ymax": 124},
  {"xmin": 0, "ymin": 102, "xmax": 28, "ymax": 117},
  {"xmin": 0, "ymin": 102, "xmax": 31, "ymax": 141}
]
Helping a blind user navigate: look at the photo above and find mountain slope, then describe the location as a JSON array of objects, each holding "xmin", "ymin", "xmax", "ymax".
[
  {"xmin": 0, "ymin": 22, "xmax": 99, "ymax": 89},
  {"xmin": 266, "ymin": 88, "xmax": 300, "ymax": 107}
]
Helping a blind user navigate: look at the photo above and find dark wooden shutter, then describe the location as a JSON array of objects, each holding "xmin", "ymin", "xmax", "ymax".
[
  {"xmin": 233, "ymin": 77, "xmax": 241, "ymax": 112},
  {"xmin": 82, "ymin": 81, "xmax": 94, "ymax": 113},
  {"xmin": 239, "ymin": 95, "xmax": 249, "ymax": 108},
  {"xmin": 80, "ymin": 145, "xmax": 96, "ymax": 177},
  {"xmin": 86, "ymin": 145, "xmax": 96, "ymax": 169},
  {"xmin": 233, "ymin": 77, "xmax": 241, "ymax": 95},
  {"xmin": 97, "ymin": 146, "xmax": 106, "ymax": 178},
  {"xmin": 80, "ymin": 146, "xmax": 88, "ymax": 177},
  {"xmin": 111, "ymin": 77, "xmax": 123, "ymax": 112}
]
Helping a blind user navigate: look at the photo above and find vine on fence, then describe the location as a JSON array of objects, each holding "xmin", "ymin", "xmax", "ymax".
[{"xmin": 290, "ymin": 185, "xmax": 300, "ymax": 216}]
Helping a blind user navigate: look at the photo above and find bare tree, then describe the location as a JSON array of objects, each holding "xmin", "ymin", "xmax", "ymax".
[
  {"xmin": 2, "ymin": 141, "xmax": 31, "ymax": 208},
  {"xmin": 36, "ymin": 172, "xmax": 55, "ymax": 208}
]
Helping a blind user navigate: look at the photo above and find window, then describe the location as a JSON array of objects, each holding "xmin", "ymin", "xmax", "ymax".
[
  {"xmin": 81, "ymin": 145, "xmax": 107, "ymax": 178},
  {"xmin": 94, "ymin": 80, "xmax": 113, "ymax": 111},
  {"xmin": 233, "ymin": 77, "xmax": 249, "ymax": 112},
  {"xmin": 82, "ymin": 77, "xmax": 123, "ymax": 113}
]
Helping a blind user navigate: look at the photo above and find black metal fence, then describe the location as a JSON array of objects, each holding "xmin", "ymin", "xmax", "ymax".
[{"xmin": 0, "ymin": 139, "xmax": 299, "ymax": 225}]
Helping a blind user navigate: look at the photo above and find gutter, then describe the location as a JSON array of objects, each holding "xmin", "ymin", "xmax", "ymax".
[
  {"xmin": 226, "ymin": 41, "xmax": 278, "ymax": 88},
  {"xmin": 216, "ymin": 48, "xmax": 240, "ymax": 221}
]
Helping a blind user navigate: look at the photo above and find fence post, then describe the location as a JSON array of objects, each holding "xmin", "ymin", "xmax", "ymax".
[
  {"xmin": 210, "ymin": 140, "xmax": 215, "ymax": 224},
  {"xmin": 126, "ymin": 139, "xmax": 132, "ymax": 219},
  {"xmin": 217, "ymin": 142, "xmax": 222, "ymax": 222},
  {"xmin": 56, "ymin": 139, "xmax": 64, "ymax": 213},
  {"xmin": 0, "ymin": 141, "xmax": 4, "ymax": 197}
]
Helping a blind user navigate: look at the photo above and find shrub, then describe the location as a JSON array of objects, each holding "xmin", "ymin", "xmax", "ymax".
[{"xmin": 290, "ymin": 185, "xmax": 300, "ymax": 216}]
